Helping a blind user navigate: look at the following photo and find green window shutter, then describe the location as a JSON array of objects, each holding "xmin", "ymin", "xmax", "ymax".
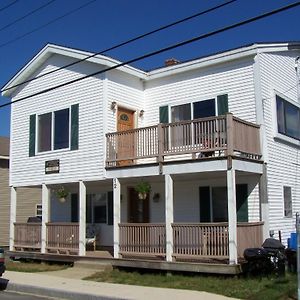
[
  {"xmin": 71, "ymin": 193, "xmax": 79, "ymax": 222},
  {"xmin": 29, "ymin": 114, "xmax": 36, "ymax": 157},
  {"xmin": 217, "ymin": 94, "xmax": 228, "ymax": 116},
  {"xmin": 71, "ymin": 104, "xmax": 79, "ymax": 150},
  {"xmin": 236, "ymin": 184, "xmax": 248, "ymax": 222},
  {"xmin": 199, "ymin": 186, "xmax": 211, "ymax": 222},
  {"xmin": 107, "ymin": 191, "xmax": 113, "ymax": 225},
  {"xmin": 159, "ymin": 106, "xmax": 169, "ymax": 123}
]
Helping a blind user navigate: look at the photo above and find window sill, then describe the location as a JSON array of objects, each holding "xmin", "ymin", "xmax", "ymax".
[
  {"xmin": 35, "ymin": 147, "xmax": 72, "ymax": 156},
  {"xmin": 274, "ymin": 133, "xmax": 300, "ymax": 148}
]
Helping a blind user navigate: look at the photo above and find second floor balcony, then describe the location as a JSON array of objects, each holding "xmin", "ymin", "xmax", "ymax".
[{"xmin": 106, "ymin": 113, "xmax": 262, "ymax": 168}]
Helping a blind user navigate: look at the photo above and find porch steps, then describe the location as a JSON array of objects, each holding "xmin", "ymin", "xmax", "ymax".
[{"xmin": 74, "ymin": 259, "xmax": 113, "ymax": 272}]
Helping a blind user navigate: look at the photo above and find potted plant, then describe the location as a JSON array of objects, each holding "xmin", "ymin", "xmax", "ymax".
[
  {"xmin": 55, "ymin": 186, "xmax": 69, "ymax": 203},
  {"xmin": 135, "ymin": 181, "xmax": 151, "ymax": 200}
]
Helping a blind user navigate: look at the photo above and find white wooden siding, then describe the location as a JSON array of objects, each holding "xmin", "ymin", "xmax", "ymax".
[
  {"xmin": 259, "ymin": 52, "xmax": 300, "ymax": 244},
  {"xmin": 144, "ymin": 58, "xmax": 257, "ymax": 126},
  {"xmin": 10, "ymin": 55, "xmax": 106, "ymax": 186}
]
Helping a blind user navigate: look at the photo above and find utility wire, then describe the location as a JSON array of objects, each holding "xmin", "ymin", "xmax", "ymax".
[
  {"xmin": 1, "ymin": 0, "xmax": 238, "ymax": 93},
  {"xmin": 1, "ymin": 1, "xmax": 300, "ymax": 109},
  {"xmin": 0, "ymin": 0, "xmax": 97, "ymax": 48},
  {"xmin": 0, "ymin": 0, "xmax": 57, "ymax": 33},
  {"xmin": 0, "ymin": 0, "xmax": 19, "ymax": 13}
]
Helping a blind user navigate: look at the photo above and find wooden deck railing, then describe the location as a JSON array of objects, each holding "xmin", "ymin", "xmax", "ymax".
[
  {"xmin": 46, "ymin": 223, "xmax": 79, "ymax": 254},
  {"xmin": 106, "ymin": 114, "xmax": 261, "ymax": 167},
  {"xmin": 119, "ymin": 223, "xmax": 166, "ymax": 256},
  {"xmin": 172, "ymin": 223, "xmax": 229, "ymax": 258},
  {"xmin": 237, "ymin": 221, "xmax": 264, "ymax": 257},
  {"xmin": 14, "ymin": 223, "xmax": 42, "ymax": 250}
]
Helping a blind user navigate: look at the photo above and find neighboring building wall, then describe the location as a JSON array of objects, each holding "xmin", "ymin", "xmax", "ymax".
[
  {"xmin": 0, "ymin": 159, "xmax": 42, "ymax": 246},
  {"xmin": 16, "ymin": 187, "xmax": 42, "ymax": 223},
  {"xmin": 259, "ymin": 51, "xmax": 300, "ymax": 244},
  {"xmin": 0, "ymin": 160, "xmax": 9, "ymax": 246},
  {"xmin": 10, "ymin": 55, "xmax": 106, "ymax": 187}
]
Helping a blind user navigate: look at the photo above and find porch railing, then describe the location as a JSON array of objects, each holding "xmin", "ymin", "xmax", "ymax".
[
  {"xmin": 119, "ymin": 223, "xmax": 166, "ymax": 256},
  {"xmin": 46, "ymin": 223, "xmax": 79, "ymax": 254},
  {"xmin": 237, "ymin": 221, "xmax": 264, "ymax": 257},
  {"xmin": 14, "ymin": 223, "xmax": 42, "ymax": 250},
  {"xmin": 172, "ymin": 223, "xmax": 229, "ymax": 258},
  {"xmin": 106, "ymin": 114, "xmax": 261, "ymax": 167}
]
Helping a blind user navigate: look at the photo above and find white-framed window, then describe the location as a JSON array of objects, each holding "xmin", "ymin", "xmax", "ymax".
[
  {"xmin": 276, "ymin": 95, "xmax": 300, "ymax": 141},
  {"xmin": 283, "ymin": 186, "xmax": 292, "ymax": 218},
  {"xmin": 36, "ymin": 204, "xmax": 42, "ymax": 218},
  {"xmin": 37, "ymin": 108, "xmax": 70, "ymax": 153}
]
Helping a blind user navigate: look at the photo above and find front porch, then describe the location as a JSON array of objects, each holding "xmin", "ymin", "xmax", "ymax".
[{"xmin": 12, "ymin": 221, "xmax": 263, "ymax": 263}]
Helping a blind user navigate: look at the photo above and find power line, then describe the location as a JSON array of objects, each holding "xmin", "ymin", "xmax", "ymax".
[
  {"xmin": 0, "ymin": 0, "xmax": 57, "ymax": 33},
  {"xmin": 0, "ymin": 0, "xmax": 19, "ymax": 13},
  {"xmin": 1, "ymin": 1, "xmax": 300, "ymax": 109},
  {"xmin": 1, "ymin": 0, "xmax": 238, "ymax": 93},
  {"xmin": 0, "ymin": 0, "xmax": 98, "ymax": 48}
]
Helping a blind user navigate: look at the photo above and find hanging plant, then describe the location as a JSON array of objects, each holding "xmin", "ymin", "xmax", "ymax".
[
  {"xmin": 135, "ymin": 181, "xmax": 151, "ymax": 200},
  {"xmin": 55, "ymin": 186, "xmax": 69, "ymax": 203}
]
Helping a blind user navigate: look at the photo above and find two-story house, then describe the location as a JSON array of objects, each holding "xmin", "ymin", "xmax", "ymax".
[{"xmin": 2, "ymin": 42, "xmax": 300, "ymax": 272}]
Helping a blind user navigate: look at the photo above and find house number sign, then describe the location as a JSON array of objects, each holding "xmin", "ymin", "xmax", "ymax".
[{"xmin": 45, "ymin": 159, "xmax": 60, "ymax": 174}]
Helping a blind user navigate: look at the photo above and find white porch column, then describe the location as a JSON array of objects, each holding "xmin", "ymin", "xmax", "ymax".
[
  {"xmin": 41, "ymin": 184, "xmax": 50, "ymax": 253},
  {"xmin": 227, "ymin": 166, "xmax": 238, "ymax": 264},
  {"xmin": 165, "ymin": 174, "xmax": 174, "ymax": 262},
  {"xmin": 79, "ymin": 180, "xmax": 86, "ymax": 256},
  {"xmin": 260, "ymin": 163, "xmax": 270, "ymax": 240},
  {"xmin": 9, "ymin": 186, "xmax": 17, "ymax": 251},
  {"xmin": 113, "ymin": 178, "xmax": 121, "ymax": 258}
]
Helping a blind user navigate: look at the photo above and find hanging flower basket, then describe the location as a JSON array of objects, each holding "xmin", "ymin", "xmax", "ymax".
[
  {"xmin": 55, "ymin": 186, "xmax": 69, "ymax": 203},
  {"xmin": 135, "ymin": 181, "xmax": 151, "ymax": 200}
]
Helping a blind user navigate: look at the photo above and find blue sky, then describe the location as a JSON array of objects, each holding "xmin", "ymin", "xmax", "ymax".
[{"xmin": 0, "ymin": 0, "xmax": 299, "ymax": 137}]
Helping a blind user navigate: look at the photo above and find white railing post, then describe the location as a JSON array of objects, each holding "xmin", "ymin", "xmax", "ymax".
[
  {"xmin": 227, "ymin": 166, "xmax": 238, "ymax": 264},
  {"xmin": 165, "ymin": 174, "xmax": 174, "ymax": 262},
  {"xmin": 9, "ymin": 186, "xmax": 17, "ymax": 251},
  {"xmin": 79, "ymin": 181, "xmax": 86, "ymax": 256},
  {"xmin": 41, "ymin": 184, "xmax": 49, "ymax": 253},
  {"xmin": 113, "ymin": 178, "xmax": 121, "ymax": 258}
]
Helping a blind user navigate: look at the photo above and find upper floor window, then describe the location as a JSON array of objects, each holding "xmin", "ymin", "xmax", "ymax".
[
  {"xmin": 29, "ymin": 104, "xmax": 79, "ymax": 157},
  {"xmin": 276, "ymin": 95, "xmax": 300, "ymax": 140},
  {"xmin": 38, "ymin": 108, "xmax": 70, "ymax": 152}
]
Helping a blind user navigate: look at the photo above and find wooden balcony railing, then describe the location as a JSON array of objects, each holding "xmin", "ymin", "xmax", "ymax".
[
  {"xmin": 46, "ymin": 223, "xmax": 79, "ymax": 254},
  {"xmin": 119, "ymin": 223, "xmax": 166, "ymax": 256},
  {"xmin": 14, "ymin": 223, "xmax": 42, "ymax": 250},
  {"xmin": 106, "ymin": 114, "xmax": 261, "ymax": 167}
]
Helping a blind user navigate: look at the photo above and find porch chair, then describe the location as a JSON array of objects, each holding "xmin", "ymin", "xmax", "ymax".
[{"xmin": 86, "ymin": 224, "xmax": 98, "ymax": 251}]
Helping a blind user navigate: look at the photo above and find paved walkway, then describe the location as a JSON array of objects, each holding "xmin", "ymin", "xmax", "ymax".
[{"xmin": 2, "ymin": 270, "xmax": 240, "ymax": 300}]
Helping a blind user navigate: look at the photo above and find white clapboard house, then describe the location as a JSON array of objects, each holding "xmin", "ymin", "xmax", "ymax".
[{"xmin": 2, "ymin": 42, "xmax": 300, "ymax": 272}]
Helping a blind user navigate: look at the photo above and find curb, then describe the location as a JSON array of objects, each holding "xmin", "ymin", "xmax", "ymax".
[{"xmin": 6, "ymin": 282, "xmax": 125, "ymax": 300}]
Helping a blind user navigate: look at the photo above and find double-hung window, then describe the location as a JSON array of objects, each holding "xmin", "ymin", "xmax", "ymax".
[
  {"xmin": 37, "ymin": 108, "xmax": 70, "ymax": 153},
  {"xmin": 276, "ymin": 95, "xmax": 300, "ymax": 140}
]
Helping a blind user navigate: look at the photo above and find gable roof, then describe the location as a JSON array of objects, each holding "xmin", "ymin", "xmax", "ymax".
[
  {"xmin": 0, "ymin": 136, "xmax": 9, "ymax": 158},
  {"xmin": 2, "ymin": 41, "xmax": 300, "ymax": 97}
]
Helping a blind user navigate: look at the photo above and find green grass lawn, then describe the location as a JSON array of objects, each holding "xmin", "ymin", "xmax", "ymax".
[
  {"xmin": 5, "ymin": 259, "xmax": 69, "ymax": 273},
  {"xmin": 84, "ymin": 269, "xmax": 297, "ymax": 300}
]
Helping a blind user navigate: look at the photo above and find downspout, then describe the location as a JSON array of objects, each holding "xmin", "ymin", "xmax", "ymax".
[{"xmin": 253, "ymin": 52, "xmax": 270, "ymax": 239}]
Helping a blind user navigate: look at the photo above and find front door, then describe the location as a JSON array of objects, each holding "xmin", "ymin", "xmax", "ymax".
[
  {"xmin": 128, "ymin": 187, "xmax": 149, "ymax": 223},
  {"xmin": 117, "ymin": 107, "xmax": 135, "ymax": 166}
]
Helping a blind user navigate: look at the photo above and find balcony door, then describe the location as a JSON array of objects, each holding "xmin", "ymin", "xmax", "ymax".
[{"xmin": 117, "ymin": 107, "xmax": 135, "ymax": 166}]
